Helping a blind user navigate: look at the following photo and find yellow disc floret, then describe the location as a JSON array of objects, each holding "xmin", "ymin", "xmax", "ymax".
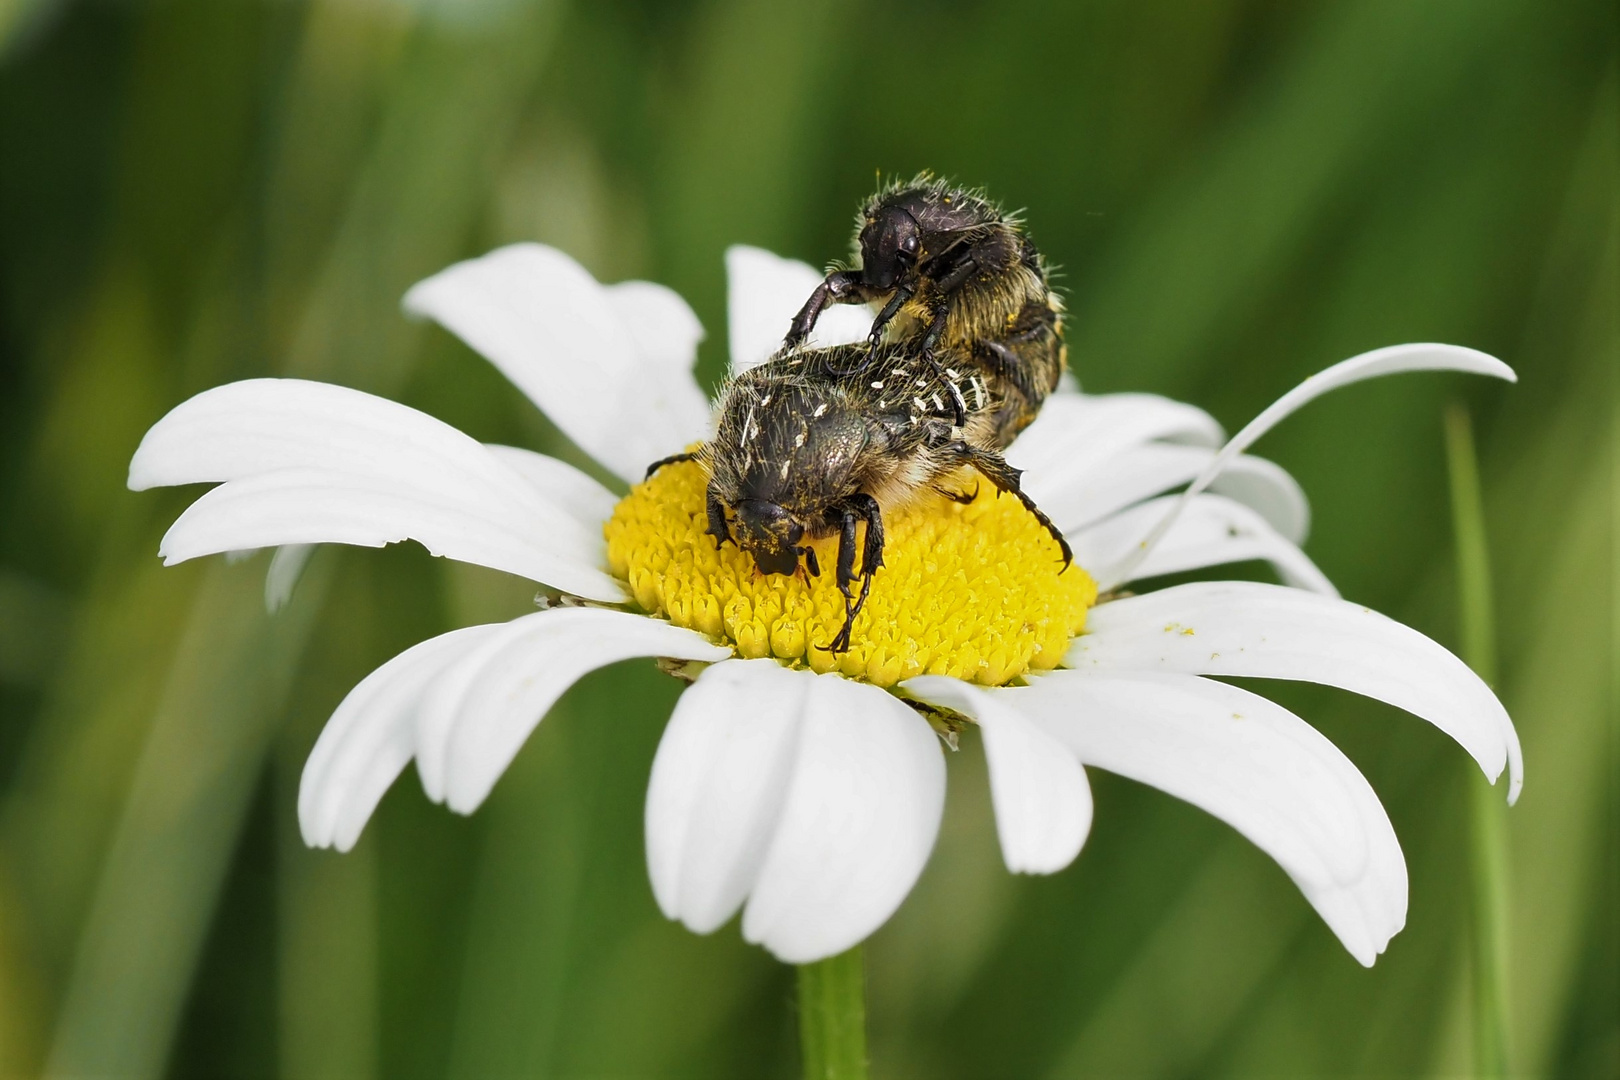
[{"xmin": 604, "ymin": 460, "xmax": 1096, "ymax": 688}]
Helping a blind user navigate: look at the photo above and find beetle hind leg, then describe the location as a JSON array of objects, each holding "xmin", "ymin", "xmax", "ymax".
[
  {"xmin": 932, "ymin": 441, "xmax": 1072, "ymax": 569},
  {"xmin": 932, "ymin": 481, "xmax": 980, "ymax": 504}
]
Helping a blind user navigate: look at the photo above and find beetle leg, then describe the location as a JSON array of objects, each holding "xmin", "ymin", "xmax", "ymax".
[
  {"xmin": 930, "ymin": 440, "xmax": 1071, "ymax": 569},
  {"xmin": 865, "ymin": 283, "xmax": 916, "ymax": 356},
  {"xmin": 704, "ymin": 486, "xmax": 734, "ymax": 549},
  {"xmin": 931, "ymin": 253, "xmax": 979, "ymax": 297},
  {"xmin": 916, "ymin": 300, "xmax": 966, "ymax": 425},
  {"xmin": 850, "ymin": 492, "xmax": 885, "ymax": 581},
  {"xmin": 786, "ymin": 270, "xmax": 870, "ymax": 349},
  {"xmin": 645, "ymin": 450, "xmax": 698, "ymax": 481},
  {"xmin": 824, "ymin": 494, "xmax": 885, "ymax": 653},
  {"xmin": 826, "ymin": 503, "xmax": 861, "ymax": 653},
  {"xmin": 932, "ymin": 481, "xmax": 979, "ymax": 504}
]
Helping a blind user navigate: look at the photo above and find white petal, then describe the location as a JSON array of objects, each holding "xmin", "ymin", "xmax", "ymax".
[
  {"xmin": 402, "ymin": 244, "xmax": 710, "ymax": 483},
  {"xmin": 265, "ymin": 544, "xmax": 315, "ymax": 613},
  {"xmin": 158, "ymin": 467, "xmax": 622, "ymax": 602},
  {"xmin": 903, "ymin": 676, "xmax": 1092, "ymax": 875},
  {"xmin": 1012, "ymin": 671, "xmax": 1407, "ymax": 965},
  {"xmin": 299, "ymin": 624, "xmax": 503, "ymax": 852},
  {"xmin": 481, "ymin": 444, "xmax": 618, "ymax": 527},
  {"xmin": 1074, "ymin": 494, "xmax": 1336, "ymax": 595},
  {"xmin": 605, "ymin": 279, "xmax": 706, "ymax": 373},
  {"xmin": 132, "ymin": 378, "xmax": 548, "ymax": 495},
  {"xmin": 741, "ymin": 674, "xmax": 945, "ymax": 963},
  {"xmin": 724, "ymin": 246, "xmax": 871, "ymax": 374},
  {"xmin": 1205, "ymin": 457, "xmax": 1310, "ymax": 544},
  {"xmin": 1069, "ymin": 582, "xmax": 1521, "ymax": 802},
  {"xmin": 1027, "ymin": 441, "xmax": 1306, "ymax": 539},
  {"xmin": 1108, "ymin": 344, "xmax": 1516, "ymax": 582},
  {"xmin": 645, "ymin": 660, "xmax": 806, "ymax": 933},
  {"xmin": 129, "ymin": 379, "xmax": 621, "ymax": 599},
  {"xmin": 412, "ymin": 608, "xmax": 730, "ymax": 813},
  {"xmin": 1007, "ymin": 391, "xmax": 1224, "ymax": 484}
]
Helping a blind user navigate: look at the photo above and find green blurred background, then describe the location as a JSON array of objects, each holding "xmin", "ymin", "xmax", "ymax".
[{"xmin": 0, "ymin": 0, "xmax": 1613, "ymax": 1076}]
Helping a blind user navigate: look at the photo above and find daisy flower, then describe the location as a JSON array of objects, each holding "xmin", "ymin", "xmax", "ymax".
[{"xmin": 127, "ymin": 242, "xmax": 1521, "ymax": 967}]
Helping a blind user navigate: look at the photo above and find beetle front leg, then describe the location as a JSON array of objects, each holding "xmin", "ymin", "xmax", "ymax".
[
  {"xmin": 704, "ymin": 486, "xmax": 734, "ymax": 549},
  {"xmin": 915, "ymin": 299, "xmax": 966, "ymax": 425},
  {"xmin": 645, "ymin": 450, "xmax": 698, "ymax": 481},
  {"xmin": 786, "ymin": 270, "xmax": 870, "ymax": 349},
  {"xmin": 865, "ymin": 283, "xmax": 916, "ymax": 357}
]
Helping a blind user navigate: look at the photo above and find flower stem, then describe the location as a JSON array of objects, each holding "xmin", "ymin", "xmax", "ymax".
[
  {"xmin": 1443, "ymin": 401, "xmax": 1512, "ymax": 1079},
  {"xmin": 796, "ymin": 946, "xmax": 869, "ymax": 1080}
]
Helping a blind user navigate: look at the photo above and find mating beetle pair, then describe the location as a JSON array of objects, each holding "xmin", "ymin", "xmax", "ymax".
[{"xmin": 648, "ymin": 176, "xmax": 1070, "ymax": 653}]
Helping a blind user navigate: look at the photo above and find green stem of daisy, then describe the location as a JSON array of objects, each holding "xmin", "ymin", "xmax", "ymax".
[
  {"xmin": 1443, "ymin": 401, "xmax": 1512, "ymax": 1079},
  {"xmin": 796, "ymin": 946, "xmax": 869, "ymax": 1080}
]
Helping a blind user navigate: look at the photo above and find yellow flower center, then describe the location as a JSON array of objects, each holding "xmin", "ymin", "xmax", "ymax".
[{"xmin": 604, "ymin": 460, "xmax": 1096, "ymax": 688}]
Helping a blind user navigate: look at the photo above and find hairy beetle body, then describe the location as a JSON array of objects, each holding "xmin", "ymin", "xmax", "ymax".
[
  {"xmin": 785, "ymin": 175, "xmax": 1066, "ymax": 444},
  {"xmin": 649, "ymin": 339, "xmax": 1069, "ymax": 653}
]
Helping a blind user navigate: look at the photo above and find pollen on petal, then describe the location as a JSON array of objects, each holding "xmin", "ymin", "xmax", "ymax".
[{"xmin": 604, "ymin": 461, "xmax": 1097, "ymax": 689}]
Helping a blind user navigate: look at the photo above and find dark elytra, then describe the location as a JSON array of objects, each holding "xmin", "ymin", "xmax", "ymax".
[{"xmin": 650, "ymin": 337, "xmax": 1070, "ymax": 655}]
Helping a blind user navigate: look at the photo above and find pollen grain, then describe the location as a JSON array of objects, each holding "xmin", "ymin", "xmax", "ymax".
[{"xmin": 604, "ymin": 461, "xmax": 1096, "ymax": 688}]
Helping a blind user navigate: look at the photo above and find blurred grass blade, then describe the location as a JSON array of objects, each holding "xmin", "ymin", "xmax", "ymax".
[
  {"xmin": 1444, "ymin": 401, "xmax": 1512, "ymax": 1078},
  {"xmin": 43, "ymin": 555, "xmax": 332, "ymax": 1080},
  {"xmin": 277, "ymin": 739, "xmax": 377, "ymax": 1080},
  {"xmin": 1068, "ymin": 0, "xmax": 1531, "ymax": 392},
  {"xmin": 653, "ymin": 0, "xmax": 854, "ymax": 384},
  {"xmin": 1493, "ymin": 70, "xmax": 1618, "ymax": 1075},
  {"xmin": 1044, "ymin": 849, "xmax": 1303, "ymax": 1079},
  {"xmin": 0, "ymin": 569, "xmax": 68, "ymax": 686},
  {"xmin": 1443, "ymin": 403, "xmax": 1497, "ymax": 686},
  {"xmin": 0, "ymin": 0, "xmax": 66, "ymax": 59},
  {"xmin": 283, "ymin": 0, "xmax": 565, "ymax": 397}
]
